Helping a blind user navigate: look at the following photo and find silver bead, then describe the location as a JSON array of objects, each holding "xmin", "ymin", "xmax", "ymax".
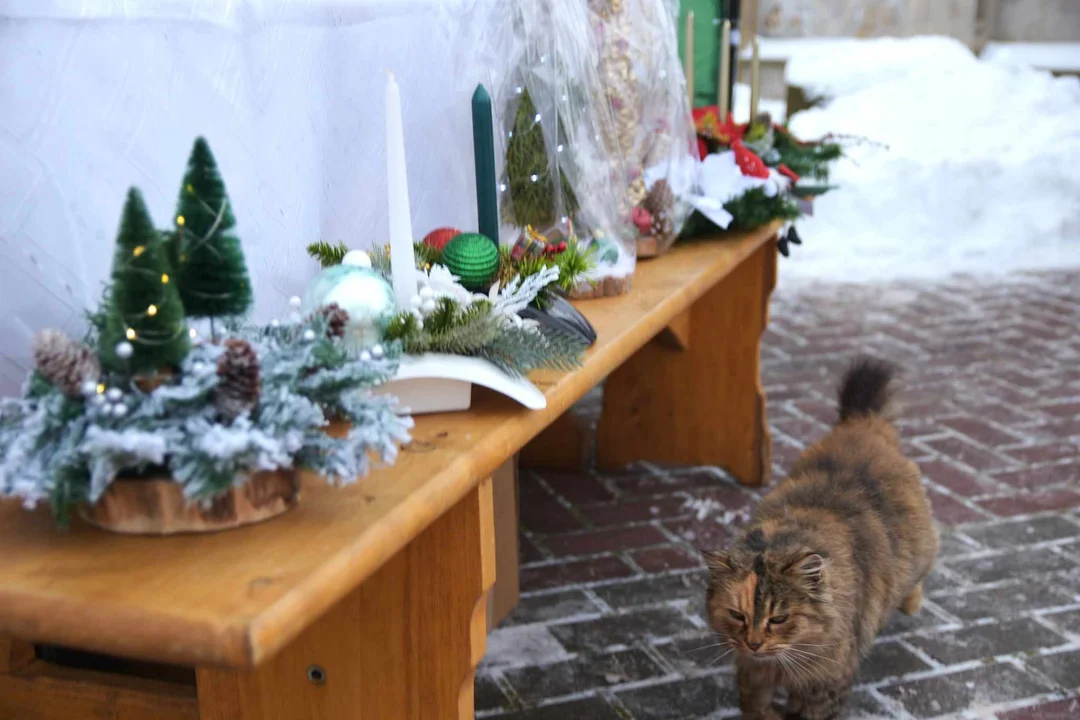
[
  {"xmin": 80, "ymin": 380, "xmax": 99, "ymax": 397},
  {"xmin": 360, "ymin": 350, "xmax": 372, "ymax": 362},
  {"xmin": 371, "ymin": 344, "xmax": 384, "ymax": 359},
  {"xmin": 105, "ymin": 387, "xmax": 123, "ymax": 402},
  {"xmin": 192, "ymin": 361, "xmax": 207, "ymax": 375},
  {"xmin": 114, "ymin": 341, "xmax": 134, "ymax": 360},
  {"xmin": 112, "ymin": 403, "xmax": 128, "ymax": 418}
]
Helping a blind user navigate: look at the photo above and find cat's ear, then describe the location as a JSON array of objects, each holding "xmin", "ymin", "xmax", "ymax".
[
  {"xmin": 784, "ymin": 552, "xmax": 826, "ymax": 591},
  {"xmin": 701, "ymin": 550, "xmax": 735, "ymax": 579}
]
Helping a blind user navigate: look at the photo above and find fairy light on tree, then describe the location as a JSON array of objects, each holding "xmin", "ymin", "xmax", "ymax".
[
  {"xmin": 168, "ymin": 137, "xmax": 253, "ymax": 339},
  {"xmin": 100, "ymin": 188, "xmax": 189, "ymax": 372},
  {"xmin": 503, "ymin": 88, "xmax": 579, "ymax": 231}
]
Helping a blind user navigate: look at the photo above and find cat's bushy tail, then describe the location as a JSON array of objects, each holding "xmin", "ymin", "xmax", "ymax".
[{"xmin": 838, "ymin": 356, "xmax": 896, "ymax": 423}]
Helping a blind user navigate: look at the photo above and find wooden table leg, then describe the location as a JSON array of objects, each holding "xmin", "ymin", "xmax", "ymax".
[
  {"xmin": 197, "ymin": 478, "xmax": 496, "ymax": 720},
  {"xmin": 487, "ymin": 457, "xmax": 520, "ymax": 629},
  {"xmin": 596, "ymin": 239, "xmax": 777, "ymax": 486}
]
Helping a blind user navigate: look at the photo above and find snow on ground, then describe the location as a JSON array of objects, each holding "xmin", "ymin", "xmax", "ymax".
[{"xmin": 780, "ymin": 36, "xmax": 1080, "ymax": 285}]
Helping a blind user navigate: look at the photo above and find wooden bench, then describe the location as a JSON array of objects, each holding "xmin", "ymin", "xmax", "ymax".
[{"xmin": 0, "ymin": 224, "xmax": 778, "ymax": 720}]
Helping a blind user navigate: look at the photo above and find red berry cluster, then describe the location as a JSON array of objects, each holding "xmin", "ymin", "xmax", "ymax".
[{"xmin": 543, "ymin": 241, "xmax": 568, "ymax": 256}]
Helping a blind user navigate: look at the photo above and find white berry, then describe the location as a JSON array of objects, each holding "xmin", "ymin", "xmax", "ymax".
[
  {"xmin": 342, "ymin": 250, "xmax": 372, "ymax": 268},
  {"xmin": 289, "ymin": 296, "xmax": 302, "ymax": 308},
  {"xmin": 409, "ymin": 294, "xmax": 422, "ymax": 308},
  {"xmin": 91, "ymin": 393, "xmax": 107, "ymax": 407},
  {"xmin": 303, "ymin": 329, "xmax": 317, "ymax": 342},
  {"xmin": 80, "ymin": 380, "xmax": 99, "ymax": 397},
  {"xmin": 419, "ymin": 286, "xmax": 435, "ymax": 300},
  {"xmin": 99, "ymin": 402, "xmax": 113, "ymax": 416},
  {"xmin": 105, "ymin": 387, "xmax": 123, "ymax": 402},
  {"xmin": 360, "ymin": 350, "xmax": 372, "ymax": 362},
  {"xmin": 421, "ymin": 298, "xmax": 437, "ymax": 314},
  {"xmin": 270, "ymin": 319, "xmax": 280, "ymax": 328},
  {"xmin": 115, "ymin": 341, "xmax": 134, "ymax": 359},
  {"xmin": 371, "ymin": 344, "xmax": 384, "ymax": 358},
  {"xmin": 112, "ymin": 403, "xmax": 128, "ymax": 418}
]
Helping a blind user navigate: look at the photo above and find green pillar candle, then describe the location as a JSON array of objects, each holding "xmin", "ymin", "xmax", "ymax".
[{"xmin": 472, "ymin": 84, "xmax": 499, "ymax": 247}]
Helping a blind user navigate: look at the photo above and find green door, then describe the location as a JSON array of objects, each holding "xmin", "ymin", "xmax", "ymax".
[{"xmin": 677, "ymin": 0, "xmax": 723, "ymax": 108}]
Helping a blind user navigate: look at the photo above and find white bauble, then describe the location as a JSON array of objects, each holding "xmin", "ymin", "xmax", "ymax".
[
  {"xmin": 342, "ymin": 250, "xmax": 372, "ymax": 268},
  {"xmin": 319, "ymin": 269, "xmax": 395, "ymax": 349}
]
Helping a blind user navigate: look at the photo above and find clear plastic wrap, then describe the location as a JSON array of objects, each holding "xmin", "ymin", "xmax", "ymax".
[
  {"xmin": 479, "ymin": 0, "xmax": 636, "ymax": 298},
  {"xmin": 592, "ymin": 0, "xmax": 698, "ymax": 258}
]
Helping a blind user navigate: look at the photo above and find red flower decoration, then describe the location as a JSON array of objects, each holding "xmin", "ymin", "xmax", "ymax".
[
  {"xmin": 693, "ymin": 105, "xmax": 746, "ymax": 145},
  {"xmin": 696, "ymin": 136, "xmax": 709, "ymax": 160},
  {"xmin": 732, "ymin": 140, "xmax": 770, "ymax": 179},
  {"xmin": 632, "ymin": 206, "xmax": 654, "ymax": 234},
  {"xmin": 778, "ymin": 164, "xmax": 801, "ymax": 183}
]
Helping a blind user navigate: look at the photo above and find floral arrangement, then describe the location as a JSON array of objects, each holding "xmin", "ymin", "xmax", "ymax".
[
  {"xmin": 686, "ymin": 108, "xmax": 844, "ymax": 254},
  {"xmin": 0, "ymin": 139, "xmax": 412, "ymax": 526}
]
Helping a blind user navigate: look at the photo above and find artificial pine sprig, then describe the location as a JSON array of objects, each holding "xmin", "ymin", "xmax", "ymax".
[
  {"xmin": 307, "ymin": 240, "xmax": 350, "ymax": 268},
  {"xmin": 382, "ymin": 294, "xmax": 586, "ymax": 377},
  {"xmin": 772, "ymin": 129, "xmax": 843, "ymax": 181}
]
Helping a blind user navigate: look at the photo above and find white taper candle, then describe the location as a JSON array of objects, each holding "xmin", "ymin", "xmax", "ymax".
[{"xmin": 386, "ymin": 71, "xmax": 416, "ymax": 310}]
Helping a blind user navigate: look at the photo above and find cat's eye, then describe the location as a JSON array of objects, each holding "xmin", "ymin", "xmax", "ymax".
[
  {"xmin": 768, "ymin": 615, "xmax": 789, "ymax": 625},
  {"xmin": 728, "ymin": 610, "xmax": 746, "ymax": 622}
]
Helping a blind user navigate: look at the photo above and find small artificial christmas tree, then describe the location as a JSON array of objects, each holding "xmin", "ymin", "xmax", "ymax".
[
  {"xmin": 503, "ymin": 88, "xmax": 579, "ymax": 231},
  {"xmin": 100, "ymin": 188, "xmax": 190, "ymax": 372},
  {"xmin": 172, "ymin": 137, "xmax": 253, "ymax": 330}
]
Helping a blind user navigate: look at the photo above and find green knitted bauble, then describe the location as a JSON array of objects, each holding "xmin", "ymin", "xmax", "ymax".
[{"xmin": 441, "ymin": 233, "xmax": 499, "ymax": 290}]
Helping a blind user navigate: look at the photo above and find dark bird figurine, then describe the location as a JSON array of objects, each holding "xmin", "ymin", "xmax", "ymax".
[{"xmin": 520, "ymin": 295, "xmax": 597, "ymax": 346}]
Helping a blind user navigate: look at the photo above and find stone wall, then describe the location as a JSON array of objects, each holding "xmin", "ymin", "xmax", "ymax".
[
  {"xmin": 756, "ymin": 0, "xmax": 980, "ymax": 45},
  {"xmin": 996, "ymin": 0, "xmax": 1080, "ymax": 42}
]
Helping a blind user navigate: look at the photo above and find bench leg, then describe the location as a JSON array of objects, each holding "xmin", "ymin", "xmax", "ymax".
[
  {"xmin": 596, "ymin": 239, "xmax": 777, "ymax": 486},
  {"xmin": 197, "ymin": 478, "xmax": 496, "ymax": 720}
]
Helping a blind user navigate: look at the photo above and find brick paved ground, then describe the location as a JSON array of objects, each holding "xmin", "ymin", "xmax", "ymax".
[{"xmin": 476, "ymin": 271, "xmax": 1080, "ymax": 720}]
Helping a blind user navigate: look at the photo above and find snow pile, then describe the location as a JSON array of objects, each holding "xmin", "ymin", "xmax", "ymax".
[
  {"xmin": 782, "ymin": 36, "xmax": 1080, "ymax": 284},
  {"xmin": 785, "ymin": 36, "xmax": 978, "ymax": 101}
]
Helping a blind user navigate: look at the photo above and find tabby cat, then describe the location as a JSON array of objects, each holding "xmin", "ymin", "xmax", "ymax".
[{"xmin": 704, "ymin": 357, "xmax": 938, "ymax": 720}]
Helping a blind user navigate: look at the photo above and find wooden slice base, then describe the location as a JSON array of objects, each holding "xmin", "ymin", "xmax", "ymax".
[
  {"xmin": 569, "ymin": 274, "xmax": 632, "ymax": 300},
  {"xmin": 81, "ymin": 469, "xmax": 300, "ymax": 535},
  {"xmin": 636, "ymin": 232, "xmax": 677, "ymax": 259}
]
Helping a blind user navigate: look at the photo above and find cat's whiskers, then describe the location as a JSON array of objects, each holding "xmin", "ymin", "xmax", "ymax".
[{"xmin": 778, "ymin": 648, "xmax": 830, "ymax": 687}]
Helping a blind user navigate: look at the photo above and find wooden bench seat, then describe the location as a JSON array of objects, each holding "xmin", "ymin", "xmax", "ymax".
[{"xmin": 0, "ymin": 224, "xmax": 779, "ymax": 720}]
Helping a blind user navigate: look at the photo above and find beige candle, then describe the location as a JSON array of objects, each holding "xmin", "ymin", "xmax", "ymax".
[
  {"xmin": 718, "ymin": 19, "xmax": 731, "ymax": 123},
  {"xmin": 749, "ymin": 36, "xmax": 761, "ymax": 122},
  {"xmin": 684, "ymin": 10, "xmax": 695, "ymax": 109}
]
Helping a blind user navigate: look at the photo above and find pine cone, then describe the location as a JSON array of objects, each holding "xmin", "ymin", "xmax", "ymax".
[
  {"xmin": 318, "ymin": 303, "xmax": 350, "ymax": 339},
  {"xmin": 31, "ymin": 329, "xmax": 101, "ymax": 397},
  {"xmin": 642, "ymin": 179, "xmax": 676, "ymax": 237},
  {"xmin": 215, "ymin": 338, "xmax": 260, "ymax": 422}
]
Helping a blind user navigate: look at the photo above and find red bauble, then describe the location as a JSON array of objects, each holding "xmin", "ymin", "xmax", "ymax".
[
  {"xmin": 422, "ymin": 227, "xmax": 462, "ymax": 252},
  {"xmin": 732, "ymin": 140, "xmax": 770, "ymax": 179},
  {"xmin": 556, "ymin": 241, "xmax": 567, "ymax": 253}
]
